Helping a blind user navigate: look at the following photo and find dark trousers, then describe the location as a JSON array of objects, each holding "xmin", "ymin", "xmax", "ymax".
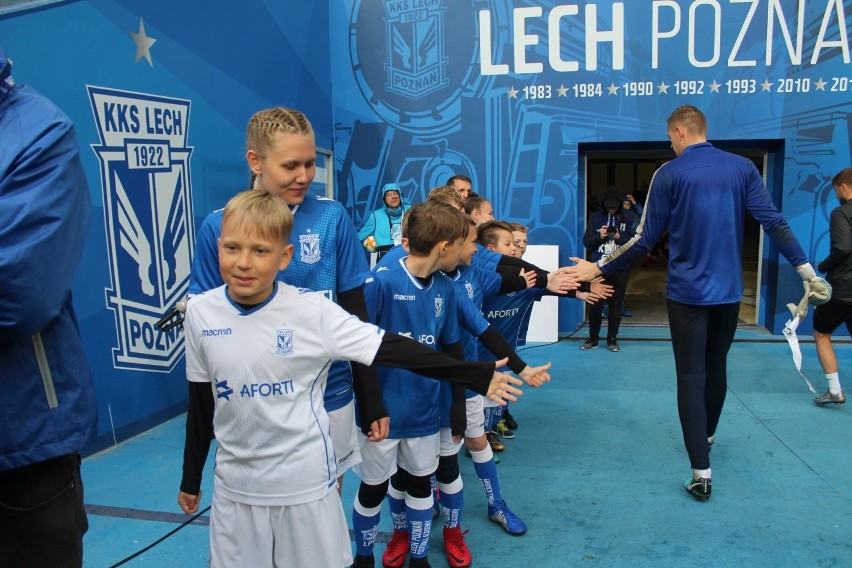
[
  {"xmin": 0, "ymin": 453, "xmax": 87, "ymax": 568},
  {"xmin": 588, "ymin": 270, "xmax": 630, "ymax": 341},
  {"xmin": 667, "ymin": 300, "xmax": 740, "ymax": 470}
]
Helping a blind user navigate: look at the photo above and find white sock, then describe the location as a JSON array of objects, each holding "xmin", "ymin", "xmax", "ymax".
[
  {"xmin": 826, "ymin": 372, "xmax": 842, "ymax": 395},
  {"xmin": 694, "ymin": 468, "xmax": 711, "ymax": 480}
]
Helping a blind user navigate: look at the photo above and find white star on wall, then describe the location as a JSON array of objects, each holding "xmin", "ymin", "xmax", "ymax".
[
  {"xmin": 508, "ymin": 87, "xmax": 519, "ymax": 99},
  {"xmin": 760, "ymin": 79, "xmax": 773, "ymax": 92},
  {"xmin": 709, "ymin": 81, "xmax": 721, "ymax": 93},
  {"xmin": 815, "ymin": 78, "xmax": 827, "ymax": 91},
  {"xmin": 657, "ymin": 81, "xmax": 669, "ymax": 94},
  {"xmin": 557, "ymin": 84, "xmax": 568, "ymax": 97},
  {"xmin": 607, "ymin": 83, "xmax": 619, "ymax": 95},
  {"xmin": 129, "ymin": 18, "xmax": 157, "ymax": 67}
]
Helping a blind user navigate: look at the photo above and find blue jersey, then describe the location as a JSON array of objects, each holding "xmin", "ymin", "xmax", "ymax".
[
  {"xmin": 471, "ymin": 243, "xmax": 502, "ymax": 270},
  {"xmin": 479, "ymin": 288, "xmax": 547, "ymax": 361},
  {"xmin": 363, "ymin": 256, "xmax": 461, "ymax": 438},
  {"xmin": 188, "ymin": 195, "xmax": 369, "ymax": 410},
  {"xmin": 375, "ymin": 243, "xmax": 405, "ymax": 269},
  {"xmin": 445, "ymin": 265, "xmax": 501, "ymax": 361},
  {"xmin": 600, "ymin": 142, "xmax": 807, "ymax": 305}
]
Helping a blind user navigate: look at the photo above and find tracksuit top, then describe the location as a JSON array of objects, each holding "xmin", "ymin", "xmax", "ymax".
[{"xmin": 600, "ymin": 142, "xmax": 807, "ymax": 305}]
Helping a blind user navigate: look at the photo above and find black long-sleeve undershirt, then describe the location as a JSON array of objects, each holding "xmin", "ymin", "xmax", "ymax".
[{"xmin": 179, "ymin": 333, "xmax": 499, "ymax": 495}]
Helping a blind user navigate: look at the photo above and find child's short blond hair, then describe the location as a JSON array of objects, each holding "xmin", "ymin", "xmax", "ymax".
[
  {"xmin": 222, "ymin": 190, "xmax": 294, "ymax": 245},
  {"xmin": 405, "ymin": 201, "xmax": 468, "ymax": 256},
  {"xmin": 426, "ymin": 185, "xmax": 464, "ymax": 210},
  {"xmin": 509, "ymin": 222, "xmax": 528, "ymax": 233}
]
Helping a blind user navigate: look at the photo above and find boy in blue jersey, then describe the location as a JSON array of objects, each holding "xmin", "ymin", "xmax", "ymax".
[
  {"xmin": 564, "ymin": 105, "xmax": 829, "ymax": 500},
  {"xmin": 351, "ymin": 202, "xmax": 550, "ymax": 568},
  {"xmin": 188, "ymin": 108, "xmax": 386, "ymax": 493},
  {"xmin": 178, "ymin": 191, "xmax": 524, "ymax": 567},
  {"xmin": 478, "ymin": 223, "xmax": 610, "ymax": 433}
]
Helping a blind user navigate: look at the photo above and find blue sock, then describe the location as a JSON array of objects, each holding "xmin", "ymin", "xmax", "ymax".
[
  {"xmin": 438, "ymin": 475, "xmax": 464, "ymax": 528},
  {"xmin": 406, "ymin": 495, "xmax": 433, "ymax": 559},
  {"xmin": 352, "ymin": 496, "xmax": 382, "ymax": 557},
  {"xmin": 471, "ymin": 446, "xmax": 503, "ymax": 507},
  {"xmin": 387, "ymin": 484, "xmax": 407, "ymax": 531}
]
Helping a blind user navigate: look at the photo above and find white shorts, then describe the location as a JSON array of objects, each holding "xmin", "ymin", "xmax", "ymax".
[
  {"xmin": 464, "ymin": 395, "xmax": 487, "ymax": 439},
  {"xmin": 209, "ymin": 488, "xmax": 352, "ymax": 568},
  {"xmin": 439, "ymin": 427, "xmax": 464, "ymax": 457},
  {"xmin": 353, "ymin": 433, "xmax": 440, "ymax": 484},
  {"xmin": 328, "ymin": 400, "xmax": 361, "ymax": 475}
]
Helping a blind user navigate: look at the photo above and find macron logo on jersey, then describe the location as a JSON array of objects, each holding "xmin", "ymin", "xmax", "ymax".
[
  {"xmin": 202, "ymin": 328, "xmax": 232, "ymax": 337},
  {"xmin": 393, "ymin": 293, "xmax": 416, "ymax": 301},
  {"xmin": 216, "ymin": 379, "xmax": 234, "ymax": 400},
  {"xmin": 376, "ymin": 266, "xmax": 389, "ymax": 272}
]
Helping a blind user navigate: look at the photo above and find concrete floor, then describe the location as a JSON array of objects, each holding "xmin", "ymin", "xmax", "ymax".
[{"xmin": 82, "ymin": 328, "xmax": 852, "ymax": 567}]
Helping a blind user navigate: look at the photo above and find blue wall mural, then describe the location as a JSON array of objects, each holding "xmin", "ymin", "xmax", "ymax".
[
  {"xmin": 1, "ymin": 0, "xmax": 850, "ymax": 448},
  {"xmin": 0, "ymin": 0, "xmax": 335, "ymax": 450},
  {"xmin": 331, "ymin": 0, "xmax": 852, "ymax": 335}
]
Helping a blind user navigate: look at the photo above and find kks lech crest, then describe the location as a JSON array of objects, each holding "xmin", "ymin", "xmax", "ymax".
[
  {"xmin": 88, "ymin": 86, "xmax": 194, "ymax": 372},
  {"xmin": 383, "ymin": 0, "xmax": 448, "ymax": 99}
]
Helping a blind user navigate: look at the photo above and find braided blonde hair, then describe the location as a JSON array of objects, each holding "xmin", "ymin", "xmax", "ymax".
[{"xmin": 246, "ymin": 108, "xmax": 314, "ymax": 188}]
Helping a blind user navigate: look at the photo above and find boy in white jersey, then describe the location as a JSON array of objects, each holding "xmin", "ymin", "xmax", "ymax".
[{"xmin": 177, "ymin": 191, "xmax": 524, "ymax": 568}]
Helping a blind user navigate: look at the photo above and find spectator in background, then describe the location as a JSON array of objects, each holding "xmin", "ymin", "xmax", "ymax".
[
  {"xmin": 358, "ymin": 182, "xmax": 411, "ymax": 259},
  {"xmin": 447, "ymin": 174, "xmax": 472, "ymax": 203},
  {"xmin": 812, "ymin": 167, "xmax": 852, "ymax": 406},
  {"xmin": 580, "ymin": 186, "xmax": 637, "ymax": 352},
  {"xmin": 0, "ymin": 47, "xmax": 98, "ymax": 568}
]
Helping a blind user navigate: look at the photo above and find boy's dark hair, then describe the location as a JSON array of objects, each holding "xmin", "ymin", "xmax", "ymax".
[
  {"xmin": 477, "ymin": 220, "xmax": 515, "ymax": 247},
  {"xmin": 464, "ymin": 195, "xmax": 489, "ymax": 215},
  {"xmin": 406, "ymin": 201, "xmax": 468, "ymax": 256}
]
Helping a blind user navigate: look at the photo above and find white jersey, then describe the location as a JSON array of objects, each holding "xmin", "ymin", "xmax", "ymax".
[{"xmin": 184, "ymin": 282, "xmax": 384, "ymax": 506}]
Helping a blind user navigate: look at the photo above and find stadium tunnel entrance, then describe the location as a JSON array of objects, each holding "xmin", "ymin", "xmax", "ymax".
[{"xmin": 580, "ymin": 142, "xmax": 770, "ymax": 328}]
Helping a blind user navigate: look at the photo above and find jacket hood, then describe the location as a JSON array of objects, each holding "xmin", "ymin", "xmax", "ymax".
[
  {"xmin": 382, "ymin": 183, "xmax": 404, "ymax": 212},
  {"xmin": 601, "ymin": 186, "xmax": 622, "ymax": 211}
]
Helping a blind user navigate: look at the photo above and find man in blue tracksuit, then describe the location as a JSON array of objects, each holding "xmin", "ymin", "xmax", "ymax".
[
  {"xmin": 0, "ymin": 48, "xmax": 98, "ymax": 566},
  {"xmin": 564, "ymin": 105, "xmax": 825, "ymax": 500}
]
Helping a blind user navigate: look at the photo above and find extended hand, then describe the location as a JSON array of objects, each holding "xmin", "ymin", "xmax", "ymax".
[
  {"xmin": 487, "ymin": 358, "xmax": 524, "ymax": 404},
  {"xmin": 589, "ymin": 277, "xmax": 613, "ymax": 299},
  {"xmin": 563, "ymin": 257, "xmax": 602, "ymax": 282},
  {"xmin": 520, "ymin": 268, "xmax": 536, "ymax": 289},
  {"xmin": 519, "ymin": 362, "xmax": 552, "ymax": 387},
  {"xmin": 547, "ymin": 271, "xmax": 580, "ymax": 294}
]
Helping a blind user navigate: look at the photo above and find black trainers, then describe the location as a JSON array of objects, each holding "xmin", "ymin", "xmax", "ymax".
[
  {"xmin": 503, "ymin": 410, "xmax": 518, "ymax": 430},
  {"xmin": 352, "ymin": 554, "xmax": 375, "ymax": 568},
  {"xmin": 580, "ymin": 339, "xmax": 599, "ymax": 350},
  {"xmin": 607, "ymin": 340, "xmax": 620, "ymax": 352},
  {"xmin": 492, "ymin": 419, "xmax": 515, "ymax": 440},
  {"xmin": 685, "ymin": 477, "xmax": 711, "ymax": 500},
  {"xmin": 409, "ymin": 556, "xmax": 432, "ymax": 568}
]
